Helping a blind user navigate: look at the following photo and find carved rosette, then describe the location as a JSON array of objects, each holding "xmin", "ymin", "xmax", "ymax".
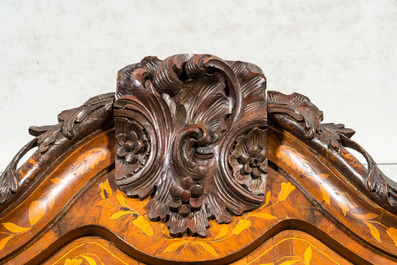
[
  {"xmin": 115, "ymin": 119, "xmax": 150, "ymax": 173},
  {"xmin": 229, "ymin": 127, "xmax": 268, "ymax": 195},
  {"xmin": 114, "ymin": 54, "xmax": 268, "ymax": 237}
]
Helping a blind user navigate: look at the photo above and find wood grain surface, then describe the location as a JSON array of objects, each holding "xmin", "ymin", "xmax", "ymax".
[{"xmin": 0, "ymin": 54, "xmax": 396, "ymax": 264}]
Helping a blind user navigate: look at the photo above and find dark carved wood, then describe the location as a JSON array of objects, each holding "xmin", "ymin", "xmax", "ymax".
[
  {"xmin": 0, "ymin": 93, "xmax": 114, "ymax": 210},
  {"xmin": 0, "ymin": 54, "xmax": 396, "ymax": 264},
  {"xmin": 268, "ymin": 91, "xmax": 397, "ymax": 214},
  {"xmin": 114, "ymin": 54, "xmax": 268, "ymax": 237}
]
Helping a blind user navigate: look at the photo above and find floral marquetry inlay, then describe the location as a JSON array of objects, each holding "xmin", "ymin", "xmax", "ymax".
[
  {"xmin": 1, "ymin": 53, "xmax": 397, "ymax": 264},
  {"xmin": 98, "ymin": 177, "xmax": 296, "ymax": 258},
  {"xmin": 0, "ymin": 147, "xmax": 108, "ymax": 252}
]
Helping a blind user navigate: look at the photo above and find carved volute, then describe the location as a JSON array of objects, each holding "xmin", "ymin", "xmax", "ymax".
[
  {"xmin": 113, "ymin": 54, "xmax": 268, "ymax": 237},
  {"xmin": 0, "ymin": 54, "xmax": 396, "ymax": 264}
]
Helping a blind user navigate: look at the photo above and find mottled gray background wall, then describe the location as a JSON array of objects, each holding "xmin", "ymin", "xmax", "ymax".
[{"xmin": 0, "ymin": 0, "xmax": 396, "ymax": 180}]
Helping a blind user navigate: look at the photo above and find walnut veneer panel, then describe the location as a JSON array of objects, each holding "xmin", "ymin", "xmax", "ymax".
[{"xmin": 0, "ymin": 54, "xmax": 396, "ymax": 264}]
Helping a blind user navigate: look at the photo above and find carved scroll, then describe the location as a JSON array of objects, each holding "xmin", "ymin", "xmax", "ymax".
[
  {"xmin": 1, "ymin": 53, "xmax": 395, "ymax": 242},
  {"xmin": 114, "ymin": 54, "xmax": 268, "ymax": 237},
  {"xmin": 268, "ymin": 90, "xmax": 397, "ymax": 214},
  {"xmin": 2, "ymin": 53, "xmax": 397, "ymax": 265},
  {"xmin": 0, "ymin": 93, "xmax": 114, "ymax": 208}
]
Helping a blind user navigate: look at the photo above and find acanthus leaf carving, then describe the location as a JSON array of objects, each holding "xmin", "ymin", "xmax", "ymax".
[
  {"xmin": 268, "ymin": 91, "xmax": 355, "ymax": 151},
  {"xmin": 29, "ymin": 92, "xmax": 114, "ymax": 154},
  {"xmin": 0, "ymin": 93, "xmax": 114, "ymax": 207},
  {"xmin": 114, "ymin": 54, "xmax": 268, "ymax": 237},
  {"xmin": 0, "ymin": 52, "xmax": 396, "ymax": 250},
  {"xmin": 268, "ymin": 90, "xmax": 397, "ymax": 214}
]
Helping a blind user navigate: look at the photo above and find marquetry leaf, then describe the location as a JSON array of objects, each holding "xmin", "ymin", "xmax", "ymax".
[
  {"xmin": 132, "ymin": 215, "xmax": 154, "ymax": 236},
  {"xmin": 99, "ymin": 183, "xmax": 106, "ymax": 199},
  {"xmin": 116, "ymin": 189, "xmax": 129, "ymax": 208},
  {"xmin": 161, "ymin": 223, "xmax": 171, "ymax": 238},
  {"xmin": 278, "ymin": 182, "xmax": 295, "ymax": 202},
  {"xmin": 103, "ymin": 179, "xmax": 112, "ymax": 198},
  {"xmin": 318, "ymin": 174, "xmax": 329, "ymax": 179},
  {"xmin": 319, "ymin": 184, "xmax": 330, "ymax": 205},
  {"xmin": 364, "ymin": 221, "xmax": 381, "ymax": 242},
  {"xmin": 337, "ymin": 202, "xmax": 349, "ymax": 216},
  {"xmin": 2, "ymin": 222, "xmax": 31, "ymax": 233},
  {"xmin": 29, "ymin": 200, "xmax": 47, "ymax": 226},
  {"xmin": 232, "ymin": 220, "xmax": 251, "ymax": 235},
  {"xmin": 50, "ymin": 177, "xmax": 64, "ymax": 184},
  {"xmin": 386, "ymin": 227, "xmax": 397, "ymax": 247},
  {"xmin": 71, "ymin": 148, "xmax": 107, "ymax": 177},
  {"xmin": 109, "ymin": 211, "xmax": 133, "ymax": 220},
  {"xmin": 250, "ymin": 212, "xmax": 277, "ymax": 219},
  {"xmin": 304, "ymin": 246, "xmax": 312, "ymax": 265},
  {"xmin": 276, "ymin": 146, "xmax": 311, "ymax": 174},
  {"xmin": 350, "ymin": 212, "xmax": 379, "ymax": 220},
  {"xmin": 99, "ymin": 179, "xmax": 112, "ymax": 199},
  {"xmin": 337, "ymin": 193, "xmax": 357, "ymax": 216},
  {"xmin": 64, "ymin": 258, "xmax": 83, "ymax": 265},
  {"xmin": 196, "ymin": 241, "xmax": 218, "ymax": 257},
  {"xmin": 48, "ymin": 194, "xmax": 56, "ymax": 210},
  {"xmin": 279, "ymin": 260, "xmax": 300, "ymax": 265},
  {"xmin": 213, "ymin": 224, "xmax": 229, "ymax": 240},
  {"xmin": 264, "ymin": 191, "xmax": 271, "ymax": 206},
  {"xmin": 91, "ymin": 148, "xmax": 107, "ymax": 168},
  {"xmin": 163, "ymin": 241, "xmax": 186, "ymax": 253},
  {"xmin": 276, "ymin": 148, "xmax": 298, "ymax": 171},
  {"xmin": 0, "ymin": 236, "xmax": 13, "ymax": 251},
  {"xmin": 80, "ymin": 255, "xmax": 97, "ymax": 265}
]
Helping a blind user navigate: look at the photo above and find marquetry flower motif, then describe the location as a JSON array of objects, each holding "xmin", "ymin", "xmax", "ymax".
[
  {"xmin": 98, "ymin": 179, "xmax": 155, "ymax": 237},
  {"xmin": 169, "ymin": 177, "xmax": 204, "ymax": 216},
  {"xmin": 387, "ymin": 227, "xmax": 397, "ymax": 247},
  {"xmin": 229, "ymin": 128, "xmax": 267, "ymax": 195},
  {"xmin": 64, "ymin": 253, "xmax": 106, "ymax": 265},
  {"xmin": 160, "ymin": 182, "xmax": 296, "ymax": 257},
  {"xmin": 64, "ymin": 258, "xmax": 83, "ymax": 265},
  {"xmin": 116, "ymin": 131, "xmax": 147, "ymax": 165}
]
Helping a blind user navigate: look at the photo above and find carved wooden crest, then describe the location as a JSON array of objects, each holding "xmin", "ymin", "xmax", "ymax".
[
  {"xmin": 114, "ymin": 54, "xmax": 268, "ymax": 236},
  {"xmin": 1, "ymin": 53, "xmax": 397, "ymax": 264}
]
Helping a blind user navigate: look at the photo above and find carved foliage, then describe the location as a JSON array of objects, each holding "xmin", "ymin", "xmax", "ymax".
[
  {"xmin": 0, "ymin": 93, "xmax": 114, "ymax": 205},
  {"xmin": 268, "ymin": 91, "xmax": 354, "ymax": 151},
  {"xmin": 268, "ymin": 91, "xmax": 397, "ymax": 214},
  {"xmin": 30, "ymin": 93, "xmax": 114, "ymax": 153},
  {"xmin": 114, "ymin": 54, "xmax": 268, "ymax": 237}
]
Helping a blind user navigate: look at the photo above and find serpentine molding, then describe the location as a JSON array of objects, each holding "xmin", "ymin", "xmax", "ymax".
[{"xmin": 0, "ymin": 54, "xmax": 395, "ymax": 246}]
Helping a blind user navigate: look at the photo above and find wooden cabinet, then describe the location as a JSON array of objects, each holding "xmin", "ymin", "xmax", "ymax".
[{"xmin": 0, "ymin": 54, "xmax": 396, "ymax": 264}]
